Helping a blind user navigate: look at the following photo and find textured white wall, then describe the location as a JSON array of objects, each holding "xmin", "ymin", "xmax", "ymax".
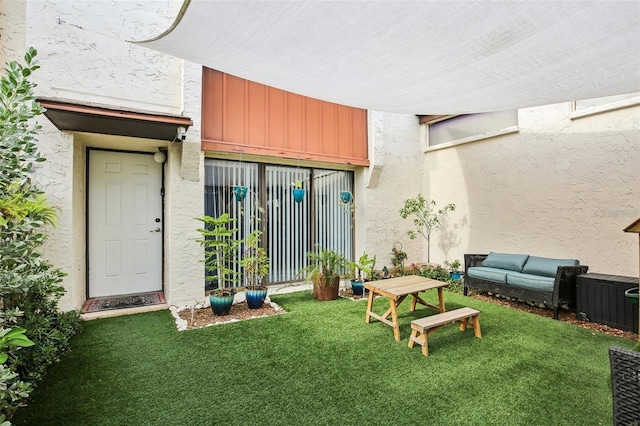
[
  {"xmin": 163, "ymin": 59, "xmax": 205, "ymax": 308},
  {"xmin": 424, "ymin": 103, "xmax": 640, "ymax": 277},
  {"xmin": 0, "ymin": 0, "xmax": 27, "ymax": 64},
  {"xmin": 355, "ymin": 111, "xmax": 426, "ymax": 271},
  {"xmin": 26, "ymin": 0, "xmax": 183, "ymax": 114}
]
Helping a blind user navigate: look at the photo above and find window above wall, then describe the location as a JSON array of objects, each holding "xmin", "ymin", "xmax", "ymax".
[
  {"xmin": 570, "ymin": 92, "xmax": 640, "ymax": 119},
  {"xmin": 419, "ymin": 110, "xmax": 519, "ymax": 152}
]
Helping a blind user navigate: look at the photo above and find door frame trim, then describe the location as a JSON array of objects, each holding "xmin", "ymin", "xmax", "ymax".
[{"xmin": 85, "ymin": 148, "xmax": 165, "ymax": 300}]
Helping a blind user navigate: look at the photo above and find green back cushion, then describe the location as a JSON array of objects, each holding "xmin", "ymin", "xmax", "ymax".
[
  {"xmin": 522, "ymin": 256, "xmax": 579, "ymax": 277},
  {"xmin": 482, "ymin": 252, "xmax": 529, "ymax": 272}
]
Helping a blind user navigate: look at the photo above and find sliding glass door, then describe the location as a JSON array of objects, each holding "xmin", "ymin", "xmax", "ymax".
[
  {"xmin": 204, "ymin": 159, "xmax": 354, "ymax": 287},
  {"xmin": 265, "ymin": 166, "xmax": 311, "ymax": 282}
]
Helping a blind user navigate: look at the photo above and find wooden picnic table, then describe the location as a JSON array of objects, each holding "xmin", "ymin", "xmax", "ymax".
[{"xmin": 364, "ymin": 275, "xmax": 448, "ymax": 341}]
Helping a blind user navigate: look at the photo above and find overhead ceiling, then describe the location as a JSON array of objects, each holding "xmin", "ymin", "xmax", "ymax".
[{"xmin": 137, "ymin": 0, "xmax": 640, "ymax": 115}]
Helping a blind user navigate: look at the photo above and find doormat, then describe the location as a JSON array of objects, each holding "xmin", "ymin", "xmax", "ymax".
[{"xmin": 82, "ymin": 291, "xmax": 166, "ymax": 314}]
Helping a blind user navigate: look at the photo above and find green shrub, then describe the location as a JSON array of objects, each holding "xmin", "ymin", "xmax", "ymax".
[
  {"xmin": 417, "ymin": 264, "xmax": 465, "ymax": 294},
  {"xmin": 0, "ymin": 47, "xmax": 81, "ymax": 421}
]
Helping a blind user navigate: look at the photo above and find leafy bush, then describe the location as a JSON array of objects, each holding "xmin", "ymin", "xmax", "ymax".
[
  {"xmin": 417, "ymin": 264, "xmax": 465, "ymax": 294},
  {"xmin": 0, "ymin": 47, "xmax": 81, "ymax": 421}
]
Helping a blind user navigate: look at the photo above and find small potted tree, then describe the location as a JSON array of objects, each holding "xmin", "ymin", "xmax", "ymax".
[
  {"xmin": 241, "ymin": 229, "xmax": 270, "ymax": 309},
  {"xmin": 196, "ymin": 213, "xmax": 242, "ymax": 315},
  {"xmin": 299, "ymin": 248, "xmax": 348, "ymax": 301},
  {"xmin": 349, "ymin": 252, "xmax": 376, "ymax": 296}
]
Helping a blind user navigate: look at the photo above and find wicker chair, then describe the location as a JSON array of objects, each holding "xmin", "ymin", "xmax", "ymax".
[{"xmin": 609, "ymin": 346, "xmax": 640, "ymax": 425}]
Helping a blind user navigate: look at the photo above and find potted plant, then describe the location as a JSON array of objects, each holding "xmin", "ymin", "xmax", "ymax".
[
  {"xmin": 444, "ymin": 259, "xmax": 462, "ymax": 281},
  {"xmin": 232, "ymin": 185, "xmax": 248, "ymax": 201},
  {"xmin": 299, "ymin": 248, "xmax": 348, "ymax": 301},
  {"xmin": 241, "ymin": 229, "xmax": 270, "ymax": 309},
  {"xmin": 196, "ymin": 213, "xmax": 242, "ymax": 315},
  {"xmin": 291, "ymin": 180, "xmax": 305, "ymax": 203},
  {"xmin": 390, "ymin": 243, "xmax": 407, "ymax": 276},
  {"xmin": 349, "ymin": 252, "xmax": 376, "ymax": 296},
  {"xmin": 339, "ymin": 191, "xmax": 353, "ymax": 204}
]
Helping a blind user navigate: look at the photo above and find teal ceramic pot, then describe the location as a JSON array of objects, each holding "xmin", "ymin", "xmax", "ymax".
[
  {"xmin": 209, "ymin": 291, "xmax": 234, "ymax": 315},
  {"xmin": 246, "ymin": 287, "xmax": 268, "ymax": 309},
  {"xmin": 351, "ymin": 280, "xmax": 364, "ymax": 296},
  {"xmin": 292, "ymin": 188, "xmax": 305, "ymax": 203},
  {"xmin": 233, "ymin": 186, "xmax": 248, "ymax": 201},
  {"xmin": 340, "ymin": 191, "xmax": 353, "ymax": 204}
]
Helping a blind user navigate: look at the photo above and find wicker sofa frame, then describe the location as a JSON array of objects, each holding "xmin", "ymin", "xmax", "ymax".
[
  {"xmin": 609, "ymin": 346, "xmax": 640, "ymax": 425},
  {"xmin": 463, "ymin": 254, "xmax": 588, "ymax": 319}
]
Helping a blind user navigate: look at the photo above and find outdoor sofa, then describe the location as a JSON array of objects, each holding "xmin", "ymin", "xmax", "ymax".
[{"xmin": 464, "ymin": 252, "xmax": 588, "ymax": 319}]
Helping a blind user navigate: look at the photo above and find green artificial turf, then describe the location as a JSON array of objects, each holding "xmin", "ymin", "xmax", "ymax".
[{"xmin": 13, "ymin": 290, "xmax": 635, "ymax": 426}]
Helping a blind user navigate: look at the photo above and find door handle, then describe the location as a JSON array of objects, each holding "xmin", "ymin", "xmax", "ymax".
[{"xmin": 150, "ymin": 227, "xmax": 161, "ymax": 233}]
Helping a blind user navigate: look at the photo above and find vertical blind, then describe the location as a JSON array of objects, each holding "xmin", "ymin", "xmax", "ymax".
[
  {"xmin": 204, "ymin": 159, "xmax": 354, "ymax": 287},
  {"xmin": 313, "ymin": 169, "xmax": 354, "ymax": 262},
  {"xmin": 265, "ymin": 165, "xmax": 311, "ymax": 282},
  {"xmin": 204, "ymin": 160, "xmax": 260, "ymax": 289}
]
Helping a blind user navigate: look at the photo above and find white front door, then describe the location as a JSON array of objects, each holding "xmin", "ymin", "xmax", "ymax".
[{"xmin": 88, "ymin": 150, "xmax": 163, "ymax": 298}]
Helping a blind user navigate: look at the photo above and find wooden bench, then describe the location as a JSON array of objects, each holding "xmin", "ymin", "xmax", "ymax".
[{"xmin": 408, "ymin": 307, "xmax": 482, "ymax": 356}]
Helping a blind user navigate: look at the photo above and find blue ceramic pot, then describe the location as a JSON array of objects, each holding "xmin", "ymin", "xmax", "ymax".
[
  {"xmin": 233, "ymin": 186, "xmax": 248, "ymax": 201},
  {"xmin": 351, "ymin": 280, "xmax": 364, "ymax": 296},
  {"xmin": 292, "ymin": 188, "xmax": 305, "ymax": 203},
  {"xmin": 209, "ymin": 291, "xmax": 234, "ymax": 315},
  {"xmin": 450, "ymin": 272, "xmax": 462, "ymax": 281},
  {"xmin": 340, "ymin": 191, "xmax": 353, "ymax": 204},
  {"xmin": 246, "ymin": 287, "xmax": 268, "ymax": 309}
]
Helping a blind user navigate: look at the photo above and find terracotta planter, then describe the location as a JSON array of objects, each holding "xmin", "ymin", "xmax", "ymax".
[{"xmin": 313, "ymin": 276, "xmax": 340, "ymax": 301}]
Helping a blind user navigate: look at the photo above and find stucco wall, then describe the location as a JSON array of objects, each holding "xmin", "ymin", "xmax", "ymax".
[
  {"xmin": 424, "ymin": 103, "xmax": 640, "ymax": 277},
  {"xmin": 163, "ymin": 60, "xmax": 205, "ymax": 308},
  {"xmin": 26, "ymin": 0, "xmax": 183, "ymax": 114},
  {"xmin": 356, "ymin": 111, "xmax": 426, "ymax": 271},
  {"xmin": 0, "ymin": 0, "xmax": 26, "ymax": 65}
]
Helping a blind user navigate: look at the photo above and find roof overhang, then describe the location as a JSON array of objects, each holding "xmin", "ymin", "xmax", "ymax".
[{"xmin": 37, "ymin": 98, "xmax": 193, "ymax": 142}]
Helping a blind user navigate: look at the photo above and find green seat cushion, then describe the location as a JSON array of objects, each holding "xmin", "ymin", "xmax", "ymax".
[
  {"xmin": 467, "ymin": 267, "xmax": 508, "ymax": 283},
  {"xmin": 506, "ymin": 272, "xmax": 555, "ymax": 291},
  {"xmin": 481, "ymin": 252, "xmax": 530, "ymax": 272},
  {"xmin": 522, "ymin": 256, "xmax": 579, "ymax": 278}
]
